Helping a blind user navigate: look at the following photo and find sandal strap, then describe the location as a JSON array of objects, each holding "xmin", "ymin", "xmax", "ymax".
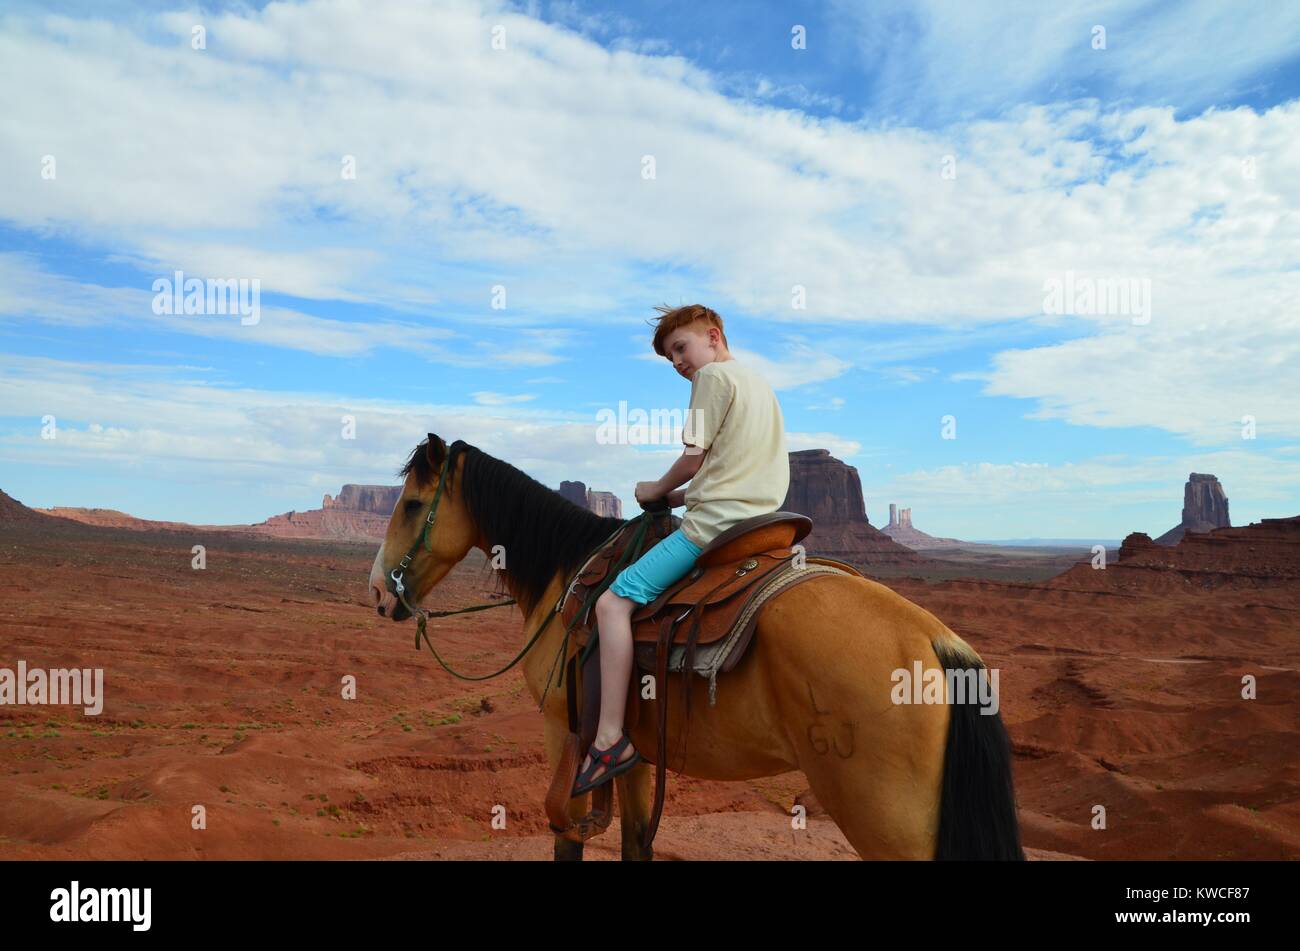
[
  {"xmin": 586, "ymin": 733, "xmax": 630, "ymax": 762},
  {"xmin": 601, "ymin": 735, "xmax": 630, "ymax": 761},
  {"xmin": 574, "ymin": 752, "xmax": 638, "ymax": 793},
  {"xmin": 573, "ymin": 735, "xmax": 637, "ymax": 791}
]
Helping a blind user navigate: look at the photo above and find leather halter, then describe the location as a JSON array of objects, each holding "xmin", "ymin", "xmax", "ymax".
[{"xmin": 385, "ymin": 440, "xmax": 458, "ymax": 603}]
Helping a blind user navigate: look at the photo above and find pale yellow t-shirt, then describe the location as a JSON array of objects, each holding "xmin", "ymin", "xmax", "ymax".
[{"xmin": 680, "ymin": 359, "xmax": 790, "ymax": 548}]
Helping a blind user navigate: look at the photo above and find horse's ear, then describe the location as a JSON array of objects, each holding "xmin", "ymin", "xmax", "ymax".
[{"xmin": 425, "ymin": 433, "xmax": 446, "ymax": 468}]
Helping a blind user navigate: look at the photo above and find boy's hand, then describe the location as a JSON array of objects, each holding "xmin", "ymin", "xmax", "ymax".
[
  {"xmin": 665, "ymin": 488, "xmax": 687, "ymax": 508},
  {"xmin": 634, "ymin": 481, "xmax": 665, "ymax": 506}
]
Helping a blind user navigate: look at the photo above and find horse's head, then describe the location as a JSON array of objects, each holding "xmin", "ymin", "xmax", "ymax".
[{"xmin": 368, "ymin": 433, "xmax": 480, "ymax": 621}]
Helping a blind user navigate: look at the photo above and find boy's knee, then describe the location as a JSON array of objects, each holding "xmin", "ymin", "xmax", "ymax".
[{"xmin": 596, "ymin": 588, "xmax": 636, "ymax": 615}]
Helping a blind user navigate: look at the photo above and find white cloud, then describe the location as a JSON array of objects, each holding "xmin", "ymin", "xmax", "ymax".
[
  {"xmin": 970, "ymin": 284, "xmax": 1300, "ymax": 446},
  {"xmin": 127, "ymin": 241, "xmax": 378, "ymax": 303},
  {"xmin": 878, "ymin": 366, "xmax": 938, "ymax": 385},
  {"xmin": 0, "ymin": 254, "xmax": 576, "ymax": 366},
  {"xmin": 0, "ymin": 0, "xmax": 1295, "ymax": 446},
  {"xmin": 471, "ymin": 390, "xmax": 536, "ymax": 405},
  {"xmin": 804, "ymin": 396, "xmax": 847, "ymax": 411}
]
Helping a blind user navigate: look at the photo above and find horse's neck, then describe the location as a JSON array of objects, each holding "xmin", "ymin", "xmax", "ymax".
[
  {"xmin": 513, "ymin": 570, "xmax": 573, "ymax": 706},
  {"xmin": 520, "ymin": 570, "xmax": 566, "ymax": 633},
  {"xmin": 467, "ymin": 503, "xmax": 614, "ymax": 696}
]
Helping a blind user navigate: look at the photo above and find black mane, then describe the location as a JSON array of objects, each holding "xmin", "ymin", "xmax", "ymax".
[{"xmin": 400, "ymin": 439, "xmax": 625, "ymax": 615}]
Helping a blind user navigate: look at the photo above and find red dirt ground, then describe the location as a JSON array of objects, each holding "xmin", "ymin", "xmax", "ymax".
[{"xmin": 0, "ymin": 519, "xmax": 1295, "ymax": 860}]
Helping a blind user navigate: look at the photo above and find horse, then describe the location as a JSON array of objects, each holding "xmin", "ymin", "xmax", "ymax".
[{"xmin": 367, "ymin": 434, "xmax": 1024, "ymax": 860}]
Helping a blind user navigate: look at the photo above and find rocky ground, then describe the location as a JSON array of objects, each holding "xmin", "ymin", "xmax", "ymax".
[{"xmin": 0, "ymin": 510, "xmax": 1296, "ymax": 861}]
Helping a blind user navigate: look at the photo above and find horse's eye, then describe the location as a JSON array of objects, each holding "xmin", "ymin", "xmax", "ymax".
[{"xmin": 404, "ymin": 499, "xmax": 423, "ymax": 515}]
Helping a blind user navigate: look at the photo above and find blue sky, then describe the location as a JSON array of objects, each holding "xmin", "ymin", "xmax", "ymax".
[{"xmin": 1, "ymin": 0, "xmax": 1298, "ymax": 541}]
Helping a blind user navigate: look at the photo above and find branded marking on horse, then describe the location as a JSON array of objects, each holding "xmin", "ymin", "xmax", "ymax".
[{"xmin": 806, "ymin": 682, "xmax": 855, "ymax": 758}]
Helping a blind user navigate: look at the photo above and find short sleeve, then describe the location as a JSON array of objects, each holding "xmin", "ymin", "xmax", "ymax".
[{"xmin": 683, "ymin": 365, "xmax": 733, "ymax": 451}]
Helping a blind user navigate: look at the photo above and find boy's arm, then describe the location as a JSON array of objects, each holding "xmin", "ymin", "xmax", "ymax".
[
  {"xmin": 651, "ymin": 362, "xmax": 728, "ymax": 506},
  {"xmin": 654, "ymin": 447, "xmax": 706, "ymax": 497}
]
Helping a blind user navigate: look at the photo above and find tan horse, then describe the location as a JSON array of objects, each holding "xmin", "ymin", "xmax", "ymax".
[{"xmin": 368, "ymin": 435, "xmax": 1023, "ymax": 860}]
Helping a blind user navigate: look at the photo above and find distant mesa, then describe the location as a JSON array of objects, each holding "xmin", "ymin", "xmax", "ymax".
[
  {"xmin": 35, "ymin": 506, "xmax": 194, "ymax": 532},
  {"xmin": 1, "ymin": 487, "xmax": 50, "ymax": 523},
  {"xmin": 323, "ymin": 485, "xmax": 402, "ymax": 516},
  {"xmin": 19, "ymin": 484, "xmax": 402, "ymax": 542},
  {"xmin": 20, "ymin": 458, "xmax": 1257, "ymax": 579},
  {"xmin": 559, "ymin": 480, "xmax": 623, "ymax": 519},
  {"xmin": 880, "ymin": 502, "xmax": 968, "ymax": 551},
  {"xmin": 780, "ymin": 450, "xmax": 939, "ymax": 572},
  {"xmin": 1155, "ymin": 473, "xmax": 1230, "ymax": 545},
  {"xmin": 782, "ymin": 449, "xmax": 865, "ymax": 522},
  {"xmin": 1, "ymin": 489, "xmax": 85, "ymax": 530},
  {"xmin": 251, "ymin": 484, "xmax": 400, "ymax": 540},
  {"xmin": 22, "ymin": 470, "xmax": 627, "ymax": 543}
]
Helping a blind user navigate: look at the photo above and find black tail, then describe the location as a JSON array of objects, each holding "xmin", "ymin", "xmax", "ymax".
[{"xmin": 932, "ymin": 640, "xmax": 1025, "ymax": 860}]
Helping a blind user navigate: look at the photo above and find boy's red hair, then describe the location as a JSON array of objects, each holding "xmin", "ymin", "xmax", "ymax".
[{"xmin": 649, "ymin": 304, "xmax": 729, "ymax": 357}]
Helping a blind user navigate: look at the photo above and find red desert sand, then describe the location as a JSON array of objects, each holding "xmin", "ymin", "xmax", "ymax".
[{"xmin": 1, "ymin": 501, "xmax": 1296, "ymax": 860}]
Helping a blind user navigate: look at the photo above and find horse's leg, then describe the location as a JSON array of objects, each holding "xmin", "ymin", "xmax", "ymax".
[
  {"xmin": 543, "ymin": 711, "xmax": 588, "ymax": 861},
  {"xmin": 616, "ymin": 760, "xmax": 655, "ymax": 861},
  {"xmin": 760, "ymin": 577, "xmax": 950, "ymax": 859}
]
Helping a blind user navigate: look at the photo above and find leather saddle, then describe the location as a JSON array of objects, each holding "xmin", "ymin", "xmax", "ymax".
[
  {"xmin": 545, "ymin": 501, "xmax": 860, "ymax": 852},
  {"xmin": 563, "ymin": 508, "xmax": 814, "ymax": 647}
]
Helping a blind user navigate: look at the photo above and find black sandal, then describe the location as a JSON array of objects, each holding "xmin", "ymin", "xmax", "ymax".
[{"xmin": 572, "ymin": 732, "xmax": 641, "ymax": 796}]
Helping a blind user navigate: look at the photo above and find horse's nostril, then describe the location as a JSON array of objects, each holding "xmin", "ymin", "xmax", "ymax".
[{"xmin": 376, "ymin": 605, "xmax": 385, "ymax": 616}]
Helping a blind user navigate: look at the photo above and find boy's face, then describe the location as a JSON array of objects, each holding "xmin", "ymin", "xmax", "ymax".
[{"xmin": 663, "ymin": 324, "xmax": 720, "ymax": 381}]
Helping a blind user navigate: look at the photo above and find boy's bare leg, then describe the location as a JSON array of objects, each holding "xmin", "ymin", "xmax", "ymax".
[{"xmin": 580, "ymin": 589, "xmax": 640, "ymax": 782}]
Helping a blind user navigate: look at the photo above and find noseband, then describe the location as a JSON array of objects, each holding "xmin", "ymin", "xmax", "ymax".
[{"xmin": 386, "ymin": 443, "xmax": 456, "ymax": 603}]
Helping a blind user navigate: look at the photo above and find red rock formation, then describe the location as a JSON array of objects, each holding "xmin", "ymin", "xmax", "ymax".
[
  {"xmin": 881, "ymin": 502, "xmax": 968, "ymax": 550},
  {"xmin": 781, "ymin": 452, "xmax": 941, "ymax": 573},
  {"xmin": 1118, "ymin": 531, "xmax": 1158, "ymax": 561},
  {"xmin": 37, "ymin": 485, "xmax": 400, "ymax": 542},
  {"xmin": 784, "ymin": 449, "xmax": 867, "ymax": 522},
  {"xmin": 1121, "ymin": 516, "xmax": 1300, "ymax": 579},
  {"xmin": 558, "ymin": 481, "xmax": 622, "ymax": 518},
  {"xmin": 1155, "ymin": 473, "xmax": 1230, "ymax": 545},
  {"xmin": 1050, "ymin": 515, "xmax": 1300, "ymax": 594},
  {"xmin": 36, "ymin": 506, "xmax": 197, "ymax": 532},
  {"xmin": 586, "ymin": 490, "xmax": 623, "ymax": 519},
  {"xmin": 248, "ymin": 484, "xmax": 404, "ymax": 540},
  {"xmin": 2, "ymin": 490, "xmax": 85, "ymax": 530},
  {"xmin": 558, "ymin": 480, "xmax": 587, "ymax": 508},
  {"xmin": 327, "ymin": 485, "xmax": 402, "ymax": 516},
  {"xmin": 248, "ymin": 506, "xmax": 390, "ymax": 541}
]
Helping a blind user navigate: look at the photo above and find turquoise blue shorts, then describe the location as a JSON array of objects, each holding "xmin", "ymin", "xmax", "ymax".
[{"xmin": 608, "ymin": 527, "xmax": 703, "ymax": 605}]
